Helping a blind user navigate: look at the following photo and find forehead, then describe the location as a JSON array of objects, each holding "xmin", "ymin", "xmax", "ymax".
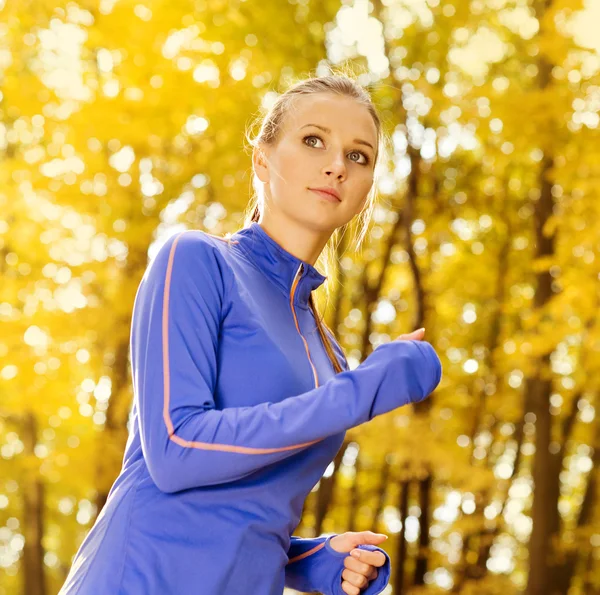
[{"xmin": 282, "ymin": 93, "xmax": 378, "ymax": 143}]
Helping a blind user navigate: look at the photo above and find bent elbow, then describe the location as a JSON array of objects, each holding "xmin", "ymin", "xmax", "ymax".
[
  {"xmin": 145, "ymin": 450, "xmax": 192, "ymax": 494},
  {"xmin": 147, "ymin": 463, "xmax": 186, "ymax": 494}
]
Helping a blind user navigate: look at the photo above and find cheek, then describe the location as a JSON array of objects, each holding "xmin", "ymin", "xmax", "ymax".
[
  {"xmin": 354, "ymin": 171, "xmax": 374, "ymax": 194},
  {"xmin": 348, "ymin": 173, "xmax": 373, "ymax": 209},
  {"xmin": 272, "ymin": 148, "xmax": 304, "ymax": 185}
]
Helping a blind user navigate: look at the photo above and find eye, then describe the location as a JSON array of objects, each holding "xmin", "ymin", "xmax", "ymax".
[
  {"xmin": 303, "ymin": 134, "xmax": 324, "ymax": 148},
  {"xmin": 349, "ymin": 151, "xmax": 369, "ymax": 165},
  {"xmin": 302, "ymin": 134, "xmax": 371, "ymax": 166}
]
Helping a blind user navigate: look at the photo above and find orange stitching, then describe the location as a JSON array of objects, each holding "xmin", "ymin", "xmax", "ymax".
[
  {"xmin": 169, "ymin": 434, "xmax": 320, "ymax": 453},
  {"xmin": 162, "ymin": 233, "xmax": 180, "ymax": 437},
  {"xmin": 287, "ymin": 541, "xmax": 326, "ymax": 564},
  {"xmin": 161, "ymin": 233, "xmax": 320, "ymax": 454}
]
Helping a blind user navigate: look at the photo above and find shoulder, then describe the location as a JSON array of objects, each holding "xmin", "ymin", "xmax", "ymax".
[
  {"xmin": 151, "ymin": 229, "xmax": 232, "ymax": 269},
  {"xmin": 146, "ymin": 230, "xmax": 234, "ymax": 294}
]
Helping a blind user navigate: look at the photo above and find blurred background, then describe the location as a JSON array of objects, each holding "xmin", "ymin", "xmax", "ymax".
[{"xmin": 1, "ymin": 0, "xmax": 599, "ymax": 594}]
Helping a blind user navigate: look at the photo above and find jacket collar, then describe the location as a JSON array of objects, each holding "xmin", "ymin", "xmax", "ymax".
[{"xmin": 231, "ymin": 222, "xmax": 327, "ymax": 308}]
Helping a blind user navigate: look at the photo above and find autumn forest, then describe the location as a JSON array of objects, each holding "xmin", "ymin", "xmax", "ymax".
[{"xmin": 1, "ymin": 0, "xmax": 599, "ymax": 594}]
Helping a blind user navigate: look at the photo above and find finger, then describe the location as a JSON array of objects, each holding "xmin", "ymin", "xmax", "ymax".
[
  {"xmin": 341, "ymin": 580, "xmax": 360, "ymax": 595},
  {"xmin": 350, "ymin": 548, "xmax": 387, "ymax": 567},
  {"xmin": 344, "ymin": 556, "xmax": 372, "ymax": 576},
  {"xmin": 368, "ymin": 568, "xmax": 378, "ymax": 581},
  {"xmin": 344, "ymin": 558, "xmax": 380, "ymax": 583},
  {"xmin": 342, "ymin": 568, "xmax": 369, "ymax": 590}
]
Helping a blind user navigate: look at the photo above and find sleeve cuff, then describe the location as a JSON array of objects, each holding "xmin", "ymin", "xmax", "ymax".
[{"xmin": 413, "ymin": 340, "xmax": 443, "ymax": 397}]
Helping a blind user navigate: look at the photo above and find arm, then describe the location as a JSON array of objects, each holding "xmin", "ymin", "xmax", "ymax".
[
  {"xmin": 132, "ymin": 231, "xmax": 442, "ymax": 493},
  {"xmin": 285, "ymin": 536, "xmax": 391, "ymax": 595}
]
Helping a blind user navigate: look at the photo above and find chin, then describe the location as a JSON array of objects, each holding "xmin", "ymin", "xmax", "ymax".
[{"xmin": 301, "ymin": 217, "xmax": 342, "ymax": 234}]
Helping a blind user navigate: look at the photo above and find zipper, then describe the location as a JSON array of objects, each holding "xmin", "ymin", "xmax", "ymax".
[{"xmin": 290, "ymin": 263, "xmax": 320, "ymax": 388}]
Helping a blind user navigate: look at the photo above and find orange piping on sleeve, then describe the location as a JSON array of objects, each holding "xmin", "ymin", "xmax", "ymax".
[
  {"xmin": 287, "ymin": 541, "xmax": 326, "ymax": 564},
  {"xmin": 161, "ymin": 232, "xmax": 320, "ymax": 454}
]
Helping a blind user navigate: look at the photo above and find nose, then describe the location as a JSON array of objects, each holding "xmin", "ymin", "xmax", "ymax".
[{"xmin": 323, "ymin": 151, "xmax": 346, "ymax": 181}]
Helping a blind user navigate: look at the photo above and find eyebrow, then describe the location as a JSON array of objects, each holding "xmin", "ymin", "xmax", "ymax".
[{"xmin": 299, "ymin": 123, "xmax": 375, "ymax": 152}]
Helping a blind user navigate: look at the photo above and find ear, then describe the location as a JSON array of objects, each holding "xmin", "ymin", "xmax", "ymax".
[{"xmin": 252, "ymin": 145, "xmax": 270, "ymax": 184}]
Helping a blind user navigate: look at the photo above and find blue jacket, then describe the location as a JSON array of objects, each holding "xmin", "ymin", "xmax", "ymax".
[{"xmin": 59, "ymin": 222, "xmax": 442, "ymax": 595}]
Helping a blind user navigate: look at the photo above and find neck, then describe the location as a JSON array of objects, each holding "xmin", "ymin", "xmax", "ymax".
[
  {"xmin": 257, "ymin": 213, "xmax": 332, "ymax": 267},
  {"xmin": 230, "ymin": 221, "xmax": 328, "ymax": 309}
]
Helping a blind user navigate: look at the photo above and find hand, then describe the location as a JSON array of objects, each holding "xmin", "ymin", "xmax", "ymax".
[{"xmin": 329, "ymin": 531, "xmax": 388, "ymax": 595}]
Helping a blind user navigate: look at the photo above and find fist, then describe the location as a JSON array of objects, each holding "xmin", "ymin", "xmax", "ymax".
[{"xmin": 329, "ymin": 531, "xmax": 388, "ymax": 595}]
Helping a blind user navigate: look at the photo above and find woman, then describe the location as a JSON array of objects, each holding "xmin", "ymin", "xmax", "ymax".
[{"xmin": 60, "ymin": 74, "xmax": 442, "ymax": 595}]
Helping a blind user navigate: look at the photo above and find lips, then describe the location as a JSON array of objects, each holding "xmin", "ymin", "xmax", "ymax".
[{"xmin": 309, "ymin": 188, "xmax": 341, "ymax": 202}]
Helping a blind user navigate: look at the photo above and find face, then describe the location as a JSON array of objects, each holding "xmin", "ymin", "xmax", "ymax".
[{"xmin": 253, "ymin": 93, "xmax": 378, "ymax": 233}]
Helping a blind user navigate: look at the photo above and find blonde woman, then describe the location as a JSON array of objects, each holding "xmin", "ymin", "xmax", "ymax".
[{"xmin": 60, "ymin": 74, "xmax": 442, "ymax": 595}]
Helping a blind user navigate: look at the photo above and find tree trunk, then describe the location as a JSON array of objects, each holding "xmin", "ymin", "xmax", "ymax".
[
  {"xmin": 526, "ymin": 151, "xmax": 559, "ymax": 594},
  {"xmin": 393, "ymin": 478, "xmax": 410, "ymax": 594},
  {"xmin": 358, "ymin": 211, "xmax": 404, "ymax": 360},
  {"xmin": 314, "ymin": 440, "xmax": 348, "ymax": 534},
  {"xmin": 94, "ymin": 247, "xmax": 149, "ymax": 516},
  {"xmin": 413, "ymin": 473, "xmax": 431, "ymax": 585},
  {"xmin": 468, "ymin": 207, "xmax": 511, "ymax": 456},
  {"xmin": 526, "ymin": 0, "xmax": 560, "ymax": 586},
  {"xmin": 348, "ymin": 453, "xmax": 361, "ymax": 532},
  {"xmin": 22, "ymin": 412, "xmax": 46, "ymax": 595},
  {"xmin": 371, "ymin": 456, "xmax": 391, "ymax": 533},
  {"xmin": 95, "ymin": 333, "xmax": 132, "ymax": 515},
  {"xmin": 554, "ymin": 409, "xmax": 599, "ymax": 593},
  {"xmin": 474, "ymin": 413, "xmax": 529, "ymax": 577}
]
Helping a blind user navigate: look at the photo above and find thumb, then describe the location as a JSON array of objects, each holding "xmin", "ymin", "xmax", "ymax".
[
  {"xmin": 351, "ymin": 531, "xmax": 388, "ymax": 547},
  {"xmin": 329, "ymin": 531, "xmax": 388, "ymax": 554},
  {"xmin": 397, "ymin": 328, "xmax": 425, "ymax": 341}
]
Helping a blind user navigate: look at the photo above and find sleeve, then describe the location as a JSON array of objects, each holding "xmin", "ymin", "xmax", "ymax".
[
  {"xmin": 131, "ymin": 230, "xmax": 443, "ymax": 494},
  {"xmin": 285, "ymin": 535, "xmax": 391, "ymax": 595}
]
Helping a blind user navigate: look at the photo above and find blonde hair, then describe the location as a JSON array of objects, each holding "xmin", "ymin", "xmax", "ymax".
[{"xmin": 243, "ymin": 72, "xmax": 386, "ymax": 374}]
